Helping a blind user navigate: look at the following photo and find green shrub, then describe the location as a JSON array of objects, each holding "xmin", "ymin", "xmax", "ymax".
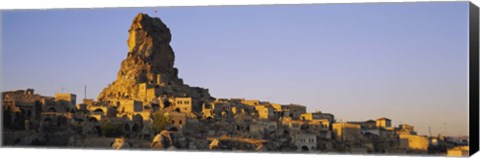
[
  {"xmin": 152, "ymin": 111, "xmax": 170, "ymax": 134},
  {"xmin": 101, "ymin": 120, "xmax": 124, "ymax": 137}
]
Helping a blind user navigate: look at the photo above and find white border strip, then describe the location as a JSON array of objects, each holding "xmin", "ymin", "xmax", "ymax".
[
  {"xmin": 0, "ymin": 0, "xmax": 470, "ymax": 10},
  {"xmin": 0, "ymin": 11, "xmax": 3, "ymax": 147}
]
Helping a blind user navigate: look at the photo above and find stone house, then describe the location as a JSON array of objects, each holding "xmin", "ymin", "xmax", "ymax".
[
  {"xmin": 395, "ymin": 124, "xmax": 417, "ymax": 135},
  {"xmin": 201, "ymin": 101, "xmax": 232, "ymax": 119},
  {"xmin": 254, "ymin": 105, "xmax": 275, "ymax": 120},
  {"xmin": 14, "ymin": 94, "xmax": 41, "ymax": 118},
  {"xmin": 87, "ymin": 106, "xmax": 108, "ymax": 116},
  {"xmin": 261, "ymin": 120, "xmax": 278, "ymax": 133},
  {"xmin": 270, "ymin": 103, "xmax": 284, "ymax": 119},
  {"xmin": 76, "ymin": 103, "xmax": 88, "ymax": 112},
  {"xmin": 307, "ymin": 119, "xmax": 330, "ymax": 129},
  {"xmin": 166, "ymin": 111, "xmax": 187, "ymax": 130},
  {"xmin": 270, "ymin": 103, "xmax": 282, "ymax": 111},
  {"xmin": 305, "ymin": 119, "xmax": 332, "ymax": 140},
  {"xmin": 447, "ymin": 146, "xmax": 469, "ymax": 156},
  {"xmin": 361, "ymin": 128, "xmax": 392, "ymax": 139},
  {"xmin": 55, "ymin": 93, "xmax": 77, "ymax": 112},
  {"xmin": 348, "ymin": 120, "xmax": 377, "ymax": 129},
  {"xmin": 332, "ymin": 122, "xmax": 363, "ymax": 143},
  {"xmin": 376, "ymin": 117, "xmax": 392, "ymax": 129},
  {"xmin": 171, "ymin": 97, "xmax": 192, "ymax": 113},
  {"xmin": 42, "ymin": 97, "xmax": 70, "ymax": 113},
  {"xmin": 137, "ymin": 82, "xmax": 154, "ymax": 102},
  {"xmin": 300, "ymin": 111, "xmax": 326, "ymax": 120},
  {"xmin": 117, "ymin": 99, "xmax": 143, "ymax": 113},
  {"xmin": 281, "ymin": 104, "xmax": 306, "ymax": 120},
  {"xmin": 281, "ymin": 118, "xmax": 305, "ymax": 140},
  {"xmin": 241, "ymin": 99, "xmax": 260, "ymax": 106},
  {"xmin": 39, "ymin": 112, "xmax": 70, "ymax": 129},
  {"xmin": 300, "ymin": 111, "xmax": 336, "ymax": 123},
  {"xmin": 398, "ymin": 133, "xmax": 429, "ymax": 153},
  {"xmin": 295, "ymin": 132, "xmax": 317, "ymax": 152}
]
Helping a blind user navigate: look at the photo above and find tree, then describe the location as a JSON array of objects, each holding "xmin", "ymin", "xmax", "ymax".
[
  {"xmin": 101, "ymin": 120, "xmax": 124, "ymax": 137},
  {"xmin": 3, "ymin": 110, "xmax": 12, "ymax": 128},
  {"xmin": 152, "ymin": 111, "xmax": 170, "ymax": 134}
]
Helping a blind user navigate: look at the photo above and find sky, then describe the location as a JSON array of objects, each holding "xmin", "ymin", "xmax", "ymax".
[{"xmin": 1, "ymin": 2, "xmax": 470, "ymax": 136}]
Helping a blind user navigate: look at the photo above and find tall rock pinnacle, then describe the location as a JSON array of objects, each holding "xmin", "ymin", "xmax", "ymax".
[
  {"xmin": 98, "ymin": 13, "xmax": 210, "ymax": 104},
  {"xmin": 123, "ymin": 13, "xmax": 182, "ymax": 85},
  {"xmin": 126, "ymin": 13, "xmax": 176, "ymax": 79}
]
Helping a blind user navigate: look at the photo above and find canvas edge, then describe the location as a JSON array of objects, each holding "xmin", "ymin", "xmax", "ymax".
[{"xmin": 469, "ymin": 1, "xmax": 479, "ymax": 156}]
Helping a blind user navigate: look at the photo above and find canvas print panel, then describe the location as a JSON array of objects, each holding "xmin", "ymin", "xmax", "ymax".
[{"xmin": 0, "ymin": 2, "xmax": 472, "ymax": 156}]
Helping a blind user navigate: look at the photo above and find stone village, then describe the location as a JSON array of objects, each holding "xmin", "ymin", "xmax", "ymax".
[{"xmin": 1, "ymin": 13, "xmax": 470, "ymax": 156}]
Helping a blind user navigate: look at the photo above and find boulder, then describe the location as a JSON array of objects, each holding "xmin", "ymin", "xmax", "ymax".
[
  {"xmin": 209, "ymin": 139, "xmax": 221, "ymax": 150},
  {"xmin": 112, "ymin": 137, "xmax": 131, "ymax": 149},
  {"xmin": 151, "ymin": 130, "xmax": 174, "ymax": 149}
]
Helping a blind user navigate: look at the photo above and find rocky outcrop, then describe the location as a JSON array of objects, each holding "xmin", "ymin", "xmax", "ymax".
[
  {"xmin": 209, "ymin": 139, "xmax": 221, "ymax": 150},
  {"xmin": 151, "ymin": 130, "xmax": 174, "ymax": 149},
  {"xmin": 97, "ymin": 13, "xmax": 211, "ymax": 109},
  {"xmin": 122, "ymin": 13, "xmax": 183, "ymax": 86},
  {"xmin": 112, "ymin": 137, "xmax": 131, "ymax": 149}
]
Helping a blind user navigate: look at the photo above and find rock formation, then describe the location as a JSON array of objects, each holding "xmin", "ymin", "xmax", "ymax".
[
  {"xmin": 209, "ymin": 138, "xmax": 221, "ymax": 150},
  {"xmin": 98, "ymin": 13, "xmax": 211, "ymax": 110},
  {"xmin": 112, "ymin": 137, "xmax": 131, "ymax": 149},
  {"xmin": 151, "ymin": 130, "xmax": 174, "ymax": 149}
]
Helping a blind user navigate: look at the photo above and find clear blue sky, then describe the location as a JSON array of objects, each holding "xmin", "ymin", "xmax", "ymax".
[{"xmin": 2, "ymin": 2, "xmax": 470, "ymax": 136}]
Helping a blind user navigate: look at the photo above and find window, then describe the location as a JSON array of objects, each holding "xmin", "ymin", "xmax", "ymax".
[
  {"xmin": 134, "ymin": 104, "xmax": 143, "ymax": 112},
  {"xmin": 179, "ymin": 120, "xmax": 182, "ymax": 125},
  {"xmin": 172, "ymin": 120, "xmax": 175, "ymax": 124}
]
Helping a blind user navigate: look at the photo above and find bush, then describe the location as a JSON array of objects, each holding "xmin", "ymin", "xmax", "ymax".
[
  {"xmin": 3, "ymin": 110, "xmax": 12, "ymax": 128},
  {"xmin": 152, "ymin": 111, "xmax": 170, "ymax": 134},
  {"xmin": 101, "ymin": 120, "xmax": 124, "ymax": 137}
]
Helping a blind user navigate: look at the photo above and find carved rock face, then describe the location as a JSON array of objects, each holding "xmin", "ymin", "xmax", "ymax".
[
  {"xmin": 98, "ymin": 13, "xmax": 182, "ymax": 102},
  {"xmin": 97, "ymin": 13, "xmax": 210, "ymax": 106},
  {"xmin": 125, "ymin": 13, "xmax": 175, "ymax": 78},
  {"xmin": 120, "ymin": 13, "xmax": 179, "ymax": 85}
]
